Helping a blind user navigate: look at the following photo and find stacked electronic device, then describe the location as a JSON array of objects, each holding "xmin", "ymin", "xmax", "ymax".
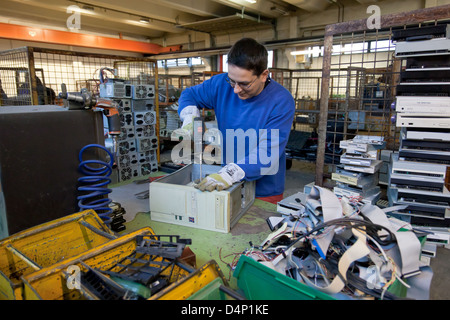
[
  {"xmin": 388, "ymin": 23, "xmax": 450, "ymax": 234},
  {"xmin": 159, "ymin": 102, "xmax": 182, "ymax": 138},
  {"xmin": 100, "ymin": 81, "xmax": 159, "ymax": 182},
  {"xmin": 331, "ymin": 135, "xmax": 385, "ymax": 204},
  {"xmin": 108, "ymin": 201, "xmax": 126, "ymax": 232}
]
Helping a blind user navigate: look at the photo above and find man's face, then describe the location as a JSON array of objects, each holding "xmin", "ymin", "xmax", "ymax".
[{"xmin": 227, "ymin": 64, "xmax": 269, "ymax": 100}]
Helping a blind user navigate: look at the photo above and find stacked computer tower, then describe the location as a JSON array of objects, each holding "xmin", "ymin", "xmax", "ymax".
[
  {"xmin": 388, "ymin": 24, "xmax": 450, "ymax": 247},
  {"xmin": 332, "ymin": 135, "xmax": 385, "ymax": 204},
  {"xmin": 159, "ymin": 102, "xmax": 182, "ymax": 139},
  {"xmin": 100, "ymin": 81, "xmax": 159, "ymax": 182}
]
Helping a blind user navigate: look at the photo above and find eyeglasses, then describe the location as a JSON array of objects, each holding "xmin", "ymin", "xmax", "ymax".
[{"xmin": 225, "ymin": 75, "xmax": 258, "ymax": 90}]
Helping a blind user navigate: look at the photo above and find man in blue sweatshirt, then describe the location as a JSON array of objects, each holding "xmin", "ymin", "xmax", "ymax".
[{"xmin": 177, "ymin": 38, "xmax": 295, "ymax": 204}]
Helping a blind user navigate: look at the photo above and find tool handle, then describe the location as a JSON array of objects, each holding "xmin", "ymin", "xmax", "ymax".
[
  {"xmin": 97, "ymin": 100, "xmax": 121, "ymax": 135},
  {"xmin": 106, "ymin": 113, "xmax": 121, "ymax": 135},
  {"xmin": 59, "ymin": 83, "xmax": 68, "ymax": 99}
]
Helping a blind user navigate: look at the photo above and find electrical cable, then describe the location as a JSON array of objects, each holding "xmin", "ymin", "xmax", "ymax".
[
  {"xmin": 280, "ymin": 217, "xmax": 405, "ymax": 299},
  {"xmin": 344, "ymin": 269, "xmax": 410, "ymax": 300},
  {"xmin": 286, "ymin": 217, "xmax": 397, "ymax": 251},
  {"xmin": 99, "ymin": 67, "xmax": 117, "ymax": 84},
  {"xmin": 307, "ymin": 250, "xmax": 405, "ymax": 300},
  {"xmin": 77, "ymin": 144, "xmax": 114, "ymax": 224},
  {"xmin": 245, "ymin": 211, "xmax": 404, "ymax": 299}
]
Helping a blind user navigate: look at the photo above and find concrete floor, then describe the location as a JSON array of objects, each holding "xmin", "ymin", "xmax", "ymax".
[{"xmin": 110, "ymin": 156, "xmax": 450, "ymax": 300}]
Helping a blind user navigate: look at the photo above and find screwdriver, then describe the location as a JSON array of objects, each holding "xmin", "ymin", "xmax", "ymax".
[{"xmin": 193, "ymin": 116, "xmax": 205, "ymax": 181}]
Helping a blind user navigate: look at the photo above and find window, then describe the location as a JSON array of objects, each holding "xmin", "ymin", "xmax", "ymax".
[
  {"xmin": 369, "ymin": 40, "xmax": 395, "ymax": 52},
  {"xmin": 332, "ymin": 42, "xmax": 369, "ymax": 55},
  {"xmin": 157, "ymin": 57, "xmax": 204, "ymax": 69},
  {"xmin": 191, "ymin": 57, "xmax": 203, "ymax": 65}
]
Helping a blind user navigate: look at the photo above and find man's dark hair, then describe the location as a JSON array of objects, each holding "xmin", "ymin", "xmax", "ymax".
[{"xmin": 227, "ymin": 38, "xmax": 268, "ymax": 76}]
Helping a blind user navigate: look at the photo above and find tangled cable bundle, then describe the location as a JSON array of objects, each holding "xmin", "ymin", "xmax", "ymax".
[{"xmin": 220, "ymin": 186, "xmax": 430, "ymax": 300}]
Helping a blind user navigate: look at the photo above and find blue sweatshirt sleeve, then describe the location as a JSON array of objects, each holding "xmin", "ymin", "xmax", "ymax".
[
  {"xmin": 177, "ymin": 78, "xmax": 216, "ymax": 115},
  {"xmin": 236, "ymin": 95, "xmax": 295, "ymax": 181},
  {"xmin": 176, "ymin": 74, "xmax": 295, "ymax": 193}
]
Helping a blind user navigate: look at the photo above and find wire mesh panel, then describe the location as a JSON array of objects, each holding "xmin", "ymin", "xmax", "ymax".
[
  {"xmin": 325, "ymin": 31, "xmax": 399, "ymax": 166},
  {"xmin": 114, "ymin": 60, "xmax": 157, "ymax": 85},
  {"xmin": 271, "ymin": 62, "xmax": 396, "ymax": 164},
  {"xmin": 270, "ymin": 68, "xmax": 322, "ymax": 163},
  {"xmin": 0, "ymin": 47, "xmax": 161, "ymax": 106},
  {"xmin": 33, "ymin": 50, "xmax": 118, "ymax": 102},
  {"xmin": 271, "ymin": 68, "xmax": 322, "ymax": 132},
  {"xmin": 315, "ymin": 5, "xmax": 450, "ymax": 187},
  {"xmin": 271, "ymin": 68, "xmax": 322, "ymax": 102},
  {"xmin": 0, "ymin": 46, "xmax": 162, "ymax": 182},
  {"xmin": 0, "ymin": 48, "xmax": 33, "ymax": 106}
]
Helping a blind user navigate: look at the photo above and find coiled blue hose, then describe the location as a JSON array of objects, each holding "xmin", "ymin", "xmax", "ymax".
[{"xmin": 77, "ymin": 144, "xmax": 114, "ymax": 224}]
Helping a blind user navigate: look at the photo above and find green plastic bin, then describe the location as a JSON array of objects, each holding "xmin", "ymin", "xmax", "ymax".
[
  {"xmin": 187, "ymin": 278, "xmax": 246, "ymax": 300},
  {"xmin": 233, "ymin": 255, "xmax": 335, "ymax": 300}
]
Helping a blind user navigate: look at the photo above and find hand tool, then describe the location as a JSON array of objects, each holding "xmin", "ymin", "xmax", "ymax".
[
  {"xmin": 59, "ymin": 83, "xmax": 121, "ymax": 157},
  {"xmin": 193, "ymin": 116, "xmax": 205, "ymax": 181}
]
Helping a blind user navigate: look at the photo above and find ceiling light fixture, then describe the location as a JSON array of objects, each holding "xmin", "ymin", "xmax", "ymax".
[
  {"xmin": 68, "ymin": 0, "xmax": 175, "ymax": 26},
  {"xmin": 67, "ymin": 5, "xmax": 97, "ymax": 15},
  {"xmin": 82, "ymin": 5, "xmax": 94, "ymax": 11},
  {"xmin": 270, "ymin": 6, "xmax": 287, "ymax": 15},
  {"xmin": 227, "ymin": 0, "xmax": 257, "ymax": 4}
]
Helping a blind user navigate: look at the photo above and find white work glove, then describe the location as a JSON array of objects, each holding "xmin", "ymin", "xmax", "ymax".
[
  {"xmin": 195, "ymin": 163, "xmax": 245, "ymax": 192},
  {"xmin": 179, "ymin": 105, "xmax": 200, "ymax": 135}
]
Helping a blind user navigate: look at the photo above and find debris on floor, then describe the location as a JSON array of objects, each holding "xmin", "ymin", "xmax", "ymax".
[{"xmin": 225, "ymin": 186, "xmax": 435, "ymax": 300}]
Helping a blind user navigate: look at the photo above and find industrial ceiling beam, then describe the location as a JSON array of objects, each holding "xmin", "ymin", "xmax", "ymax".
[
  {"xmin": 279, "ymin": 0, "xmax": 330, "ymax": 12},
  {"xmin": 0, "ymin": 7, "xmax": 167, "ymax": 38},
  {"xmin": 143, "ymin": 0, "xmax": 236, "ymax": 18},
  {"xmin": 5, "ymin": 0, "xmax": 190, "ymax": 34},
  {"xmin": 213, "ymin": 0, "xmax": 296, "ymax": 18},
  {"xmin": 68, "ymin": 0, "xmax": 199, "ymax": 24},
  {"xmin": 0, "ymin": 22, "xmax": 182, "ymax": 54}
]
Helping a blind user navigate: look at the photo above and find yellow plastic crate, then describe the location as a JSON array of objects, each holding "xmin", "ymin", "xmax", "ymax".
[
  {"xmin": 0, "ymin": 209, "xmax": 115, "ymax": 300},
  {"xmin": 21, "ymin": 227, "xmax": 197, "ymax": 300},
  {"xmin": 149, "ymin": 260, "xmax": 229, "ymax": 300},
  {"xmin": 186, "ymin": 277, "xmax": 245, "ymax": 300}
]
